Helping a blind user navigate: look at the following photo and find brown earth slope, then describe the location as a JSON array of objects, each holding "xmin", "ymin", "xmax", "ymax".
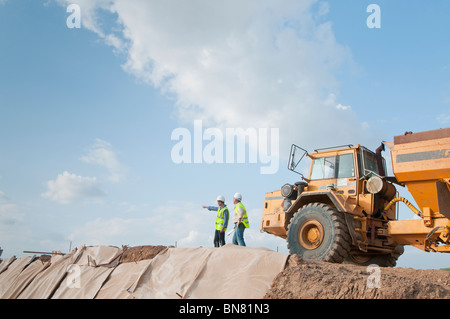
[
  {"xmin": 119, "ymin": 245, "xmax": 167, "ymax": 263},
  {"xmin": 264, "ymin": 255, "xmax": 450, "ymax": 299}
]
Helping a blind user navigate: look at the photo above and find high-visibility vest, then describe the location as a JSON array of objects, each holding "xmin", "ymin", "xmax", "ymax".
[
  {"xmin": 215, "ymin": 206, "xmax": 228, "ymax": 231},
  {"xmin": 235, "ymin": 202, "xmax": 249, "ymax": 228}
]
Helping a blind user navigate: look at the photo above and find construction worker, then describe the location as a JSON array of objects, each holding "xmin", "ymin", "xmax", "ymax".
[
  {"xmin": 232, "ymin": 193, "xmax": 249, "ymax": 246},
  {"xmin": 202, "ymin": 195, "xmax": 229, "ymax": 247}
]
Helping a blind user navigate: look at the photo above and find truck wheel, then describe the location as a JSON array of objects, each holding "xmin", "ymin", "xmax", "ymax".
[
  {"xmin": 287, "ymin": 203, "xmax": 351, "ymax": 263},
  {"xmin": 345, "ymin": 245, "xmax": 404, "ymax": 267}
]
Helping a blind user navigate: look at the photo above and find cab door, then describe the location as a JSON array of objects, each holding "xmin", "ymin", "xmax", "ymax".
[{"xmin": 309, "ymin": 150, "xmax": 357, "ymax": 196}]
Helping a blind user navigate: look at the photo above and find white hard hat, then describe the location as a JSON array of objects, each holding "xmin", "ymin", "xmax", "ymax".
[
  {"xmin": 217, "ymin": 195, "xmax": 225, "ymax": 202},
  {"xmin": 233, "ymin": 193, "xmax": 242, "ymax": 201}
]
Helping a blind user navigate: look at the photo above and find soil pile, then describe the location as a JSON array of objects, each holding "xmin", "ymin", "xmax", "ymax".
[
  {"xmin": 264, "ymin": 255, "xmax": 450, "ymax": 299},
  {"xmin": 119, "ymin": 245, "xmax": 167, "ymax": 263}
]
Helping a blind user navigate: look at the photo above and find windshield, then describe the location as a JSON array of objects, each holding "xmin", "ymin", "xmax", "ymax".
[{"xmin": 310, "ymin": 153, "xmax": 355, "ymax": 180}]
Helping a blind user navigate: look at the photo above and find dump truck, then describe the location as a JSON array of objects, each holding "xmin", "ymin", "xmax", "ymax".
[{"xmin": 261, "ymin": 127, "xmax": 450, "ymax": 266}]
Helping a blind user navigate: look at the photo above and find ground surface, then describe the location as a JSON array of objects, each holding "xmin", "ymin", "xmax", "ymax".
[
  {"xmin": 116, "ymin": 245, "xmax": 450, "ymax": 299},
  {"xmin": 119, "ymin": 245, "xmax": 167, "ymax": 263},
  {"xmin": 2, "ymin": 245, "xmax": 448, "ymax": 299},
  {"xmin": 264, "ymin": 254, "xmax": 450, "ymax": 299}
]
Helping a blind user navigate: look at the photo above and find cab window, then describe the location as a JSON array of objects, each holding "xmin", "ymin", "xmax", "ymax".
[{"xmin": 310, "ymin": 153, "xmax": 354, "ymax": 180}]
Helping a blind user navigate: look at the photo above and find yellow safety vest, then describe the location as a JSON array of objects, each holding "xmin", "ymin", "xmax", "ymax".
[
  {"xmin": 215, "ymin": 206, "xmax": 228, "ymax": 231},
  {"xmin": 235, "ymin": 202, "xmax": 249, "ymax": 228}
]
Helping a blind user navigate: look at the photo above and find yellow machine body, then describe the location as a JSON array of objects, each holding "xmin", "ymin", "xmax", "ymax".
[{"xmin": 261, "ymin": 128, "xmax": 450, "ymax": 265}]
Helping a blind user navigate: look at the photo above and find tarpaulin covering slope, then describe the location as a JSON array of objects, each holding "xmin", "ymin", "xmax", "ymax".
[
  {"xmin": 0, "ymin": 244, "xmax": 288, "ymax": 299},
  {"xmin": 51, "ymin": 245, "xmax": 123, "ymax": 299},
  {"xmin": 0, "ymin": 257, "xmax": 35, "ymax": 298},
  {"xmin": 2, "ymin": 256, "xmax": 50, "ymax": 299},
  {"xmin": 17, "ymin": 248, "xmax": 84, "ymax": 299},
  {"xmin": 128, "ymin": 245, "xmax": 288, "ymax": 299},
  {"xmin": 95, "ymin": 260, "xmax": 152, "ymax": 299}
]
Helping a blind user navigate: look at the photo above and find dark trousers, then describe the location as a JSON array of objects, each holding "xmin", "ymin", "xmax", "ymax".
[{"xmin": 214, "ymin": 229, "xmax": 226, "ymax": 247}]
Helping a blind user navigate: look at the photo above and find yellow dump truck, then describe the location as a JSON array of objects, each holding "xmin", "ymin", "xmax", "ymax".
[{"xmin": 261, "ymin": 128, "xmax": 450, "ymax": 266}]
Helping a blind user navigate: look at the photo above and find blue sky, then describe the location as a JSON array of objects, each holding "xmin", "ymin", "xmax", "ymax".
[{"xmin": 0, "ymin": 0, "xmax": 449, "ymax": 269}]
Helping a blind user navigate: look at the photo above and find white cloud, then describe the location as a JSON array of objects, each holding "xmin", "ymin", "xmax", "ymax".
[
  {"xmin": 67, "ymin": 201, "xmax": 213, "ymax": 248},
  {"xmin": 41, "ymin": 171, "xmax": 106, "ymax": 204},
  {"xmin": 68, "ymin": 217, "xmax": 136, "ymax": 245},
  {"xmin": 56, "ymin": 0, "xmax": 373, "ymax": 153},
  {"xmin": 317, "ymin": 2, "xmax": 330, "ymax": 16},
  {"xmin": 0, "ymin": 203, "xmax": 23, "ymax": 225},
  {"xmin": 66, "ymin": 200, "xmax": 287, "ymax": 251},
  {"xmin": 0, "ymin": 191, "xmax": 24, "ymax": 226},
  {"xmin": 0, "ymin": 195, "xmax": 31, "ymax": 258},
  {"xmin": 0, "ymin": 202, "xmax": 32, "ymax": 257},
  {"xmin": 80, "ymin": 138, "xmax": 126, "ymax": 182},
  {"xmin": 336, "ymin": 103, "xmax": 351, "ymax": 111},
  {"xmin": 177, "ymin": 230, "xmax": 200, "ymax": 247},
  {"xmin": 436, "ymin": 113, "xmax": 450, "ymax": 124},
  {"xmin": 0, "ymin": 191, "xmax": 10, "ymax": 203},
  {"xmin": 41, "ymin": 139, "xmax": 124, "ymax": 205}
]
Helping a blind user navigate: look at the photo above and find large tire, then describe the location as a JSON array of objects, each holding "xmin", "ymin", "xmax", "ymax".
[
  {"xmin": 287, "ymin": 203, "xmax": 351, "ymax": 263},
  {"xmin": 345, "ymin": 245, "xmax": 404, "ymax": 267}
]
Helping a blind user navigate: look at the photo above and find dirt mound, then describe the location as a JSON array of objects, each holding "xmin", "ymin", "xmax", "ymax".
[
  {"xmin": 264, "ymin": 255, "xmax": 450, "ymax": 299},
  {"xmin": 119, "ymin": 245, "xmax": 167, "ymax": 263}
]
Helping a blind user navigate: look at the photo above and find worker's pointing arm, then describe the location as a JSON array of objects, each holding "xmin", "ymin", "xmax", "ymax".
[{"xmin": 202, "ymin": 206, "xmax": 218, "ymax": 211}]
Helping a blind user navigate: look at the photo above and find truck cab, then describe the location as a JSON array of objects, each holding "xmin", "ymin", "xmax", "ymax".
[
  {"xmin": 261, "ymin": 144, "xmax": 401, "ymax": 266},
  {"xmin": 262, "ymin": 128, "xmax": 450, "ymax": 266}
]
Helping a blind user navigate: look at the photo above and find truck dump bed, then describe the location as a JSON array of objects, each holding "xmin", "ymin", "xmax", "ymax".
[{"xmin": 389, "ymin": 128, "xmax": 450, "ymax": 219}]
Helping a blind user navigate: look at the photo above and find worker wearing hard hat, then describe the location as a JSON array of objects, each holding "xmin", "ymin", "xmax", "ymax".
[
  {"xmin": 232, "ymin": 193, "xmax": 249, "ymax": 246},
  {"xmin": 202, "ymin": 195, "xmax": 229, "ymax": 247}
]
